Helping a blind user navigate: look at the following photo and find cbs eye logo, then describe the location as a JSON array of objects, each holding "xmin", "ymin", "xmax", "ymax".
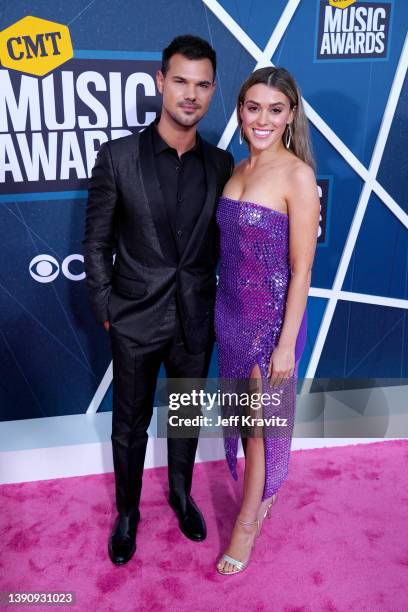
[{"xmin": 29, "ymin": 254, "xmax": 85, "ymax": 283}]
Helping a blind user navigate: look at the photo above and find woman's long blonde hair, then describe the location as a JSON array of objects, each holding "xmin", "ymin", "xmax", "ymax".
[{"xmin": 237, "ymin": 67, "xmax": 315, "ymax": 172}]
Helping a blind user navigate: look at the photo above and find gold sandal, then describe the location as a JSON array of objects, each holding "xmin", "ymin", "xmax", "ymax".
[
  {"xmin": 260, "ymin": 492, "xmax": 278, "ymax": 523},
  {"xmin": 216, "ymin": 517, "xmax": 260, "ymax": 575},
  {"xmin": 216, "ymin": 493, "xmax": 278, "ymax": 576}
]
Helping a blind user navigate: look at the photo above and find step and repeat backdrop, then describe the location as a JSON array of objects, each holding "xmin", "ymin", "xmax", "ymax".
[{"xmin": 1, "ymin": 0, "xmax": 407, "ymax": 424}]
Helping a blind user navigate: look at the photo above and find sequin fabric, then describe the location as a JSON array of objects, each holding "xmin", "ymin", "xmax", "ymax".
[{"xmin": 215, "ymin": 196, "xmax": 307, "ymax": 500}]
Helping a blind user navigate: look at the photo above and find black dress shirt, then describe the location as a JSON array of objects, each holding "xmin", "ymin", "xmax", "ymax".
[{"xmin": 152, "ymin": 123, "xmax": 206, "ymax": 257}]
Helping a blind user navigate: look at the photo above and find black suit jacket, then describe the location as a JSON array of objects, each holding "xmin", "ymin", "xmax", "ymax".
[{"xmin": 83, "ymin": 121, "xmax": 234, "ymax": 354}]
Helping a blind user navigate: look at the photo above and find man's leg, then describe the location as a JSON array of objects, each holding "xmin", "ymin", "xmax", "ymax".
[
  {"xmin": 110, "ymin": 331, "xmax": 162, "ymax": 514},
  {"xmin": 108, "ymin": 305, "xmax": 176, "ymax": 564},
  {"xmin": 164, "ymin": 312, "xmax": 213, "ymax": 541}
]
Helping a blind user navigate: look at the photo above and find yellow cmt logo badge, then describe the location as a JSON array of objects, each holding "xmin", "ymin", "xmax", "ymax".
[
  {"xmin": 0, "ymin": 16, "xmax": 73, "ymax": 76},
  {"xmin": 328, "ymin": 0, "xmax": 356, "ymax": 8}
]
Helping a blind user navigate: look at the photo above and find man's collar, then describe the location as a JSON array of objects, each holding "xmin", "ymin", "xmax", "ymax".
[{"xmin": 152, "ymin": 118, "xmax": 202, "ymax": 156}]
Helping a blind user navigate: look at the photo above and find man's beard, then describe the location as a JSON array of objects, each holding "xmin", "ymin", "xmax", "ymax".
[{"xmin": 167, "ymin": 107, "xmax": 202, "ymax": 129}]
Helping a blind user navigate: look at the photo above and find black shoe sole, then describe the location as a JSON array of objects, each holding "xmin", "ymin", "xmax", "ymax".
[
  {"xmin": 169, "ymin": 499, "xmax": 207, "ymax": 542},
  {"xmin": 108, "ymin": 543, "xmax": 136, "ymax": 565},
  {"xmin": 180, "ymin": 528, "xmax": 206, "ymax": 542}
]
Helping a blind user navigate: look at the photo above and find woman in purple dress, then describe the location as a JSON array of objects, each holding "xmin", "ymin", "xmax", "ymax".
[{"xmin": 215, "ymin": 67, "xmax": 319, "ymax": 575}]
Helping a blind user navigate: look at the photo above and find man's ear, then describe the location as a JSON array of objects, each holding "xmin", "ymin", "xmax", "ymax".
[
  {"xmin": 156, "ymin": 70, "xmax": 164, "ymax": 94},
  {"xmin": 209, "ymin": 79, "xmax": 216, "ymax": 100}
]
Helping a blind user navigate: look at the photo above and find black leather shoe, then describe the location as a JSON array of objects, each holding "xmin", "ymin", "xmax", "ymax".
[
  {"xmin": 169, "ymin": 493, "xmax": 207, "ymax": 541},
  {"xmin": 108, "ymin": 508, "xmax": 140, "ymax": 565}
]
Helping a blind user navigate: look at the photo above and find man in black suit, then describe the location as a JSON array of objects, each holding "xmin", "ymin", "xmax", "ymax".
[{"xmin": 84, "ymin": 35, "xmax": 233, "ymax": 564}]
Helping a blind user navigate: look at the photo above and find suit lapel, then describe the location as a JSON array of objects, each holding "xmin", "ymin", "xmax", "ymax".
[
  {"xmin": 180, "ymin": 139, "xmax": 218, "ymax": 264},
  {"xmin": 139, "ymin": 124, "xmax": 178, "ymax": 263}
]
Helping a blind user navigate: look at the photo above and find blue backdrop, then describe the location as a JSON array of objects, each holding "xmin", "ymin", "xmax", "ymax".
[{"xmin": 1, "ymin": 0, "xmax": 407, "ymax": 422}]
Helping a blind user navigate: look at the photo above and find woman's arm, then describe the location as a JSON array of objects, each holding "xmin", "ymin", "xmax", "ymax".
[{"xmin": 268, "ymin": 163, "xmax": 320, "ymax": 386}]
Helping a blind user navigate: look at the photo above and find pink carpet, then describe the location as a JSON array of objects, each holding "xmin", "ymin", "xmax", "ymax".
[{"xmin": 1, "ymin": 440, "xmax": 408, "ymax": 611}]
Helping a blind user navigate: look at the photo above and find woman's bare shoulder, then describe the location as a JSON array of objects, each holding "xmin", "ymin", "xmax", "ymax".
[
  {"xmin": 231, "ymin": 158, "xmax": 247, "ymax": 175},
  {"xmin": 289, "ymin": 157, "xmax": 315, "ymax": 179},
  {"xmin": 286, "ymin": 158, "xmax": 319, "ymax": 214}
]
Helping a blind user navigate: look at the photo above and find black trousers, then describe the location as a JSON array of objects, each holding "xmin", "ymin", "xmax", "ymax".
[{"xmin": 110, "ymin": 298, "xmax": 212, "ymax": 514}]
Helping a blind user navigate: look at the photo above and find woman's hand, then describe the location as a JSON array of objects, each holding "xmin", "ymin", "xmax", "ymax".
[{"xmin": 267, "ymin": 345, "xmax": 295, "ymax": 388}]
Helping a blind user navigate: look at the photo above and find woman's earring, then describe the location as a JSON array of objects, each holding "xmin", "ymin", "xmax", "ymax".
[
  {"xmin": 239, "ymin": 125, "xmax": 244, "ymax": 145},
  {"xmin": 285, "ymin": 124, "xmax": 292, "ymax": 149}
]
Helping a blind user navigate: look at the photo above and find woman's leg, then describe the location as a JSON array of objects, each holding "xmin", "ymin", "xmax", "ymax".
[{"xmin": 217, "ymin": 365, "xmax": 275, "ymax": 573}]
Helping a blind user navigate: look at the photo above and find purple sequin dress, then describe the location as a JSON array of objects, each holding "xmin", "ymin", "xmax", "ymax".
[{"xmin": 215, "ymin": 196, "xmax": 307, "ymax": 500}]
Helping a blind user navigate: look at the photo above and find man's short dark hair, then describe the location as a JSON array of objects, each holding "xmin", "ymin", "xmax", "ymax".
[{"xmin": 161, "ymin": 35, "xmax": 217, "ymax": 80}]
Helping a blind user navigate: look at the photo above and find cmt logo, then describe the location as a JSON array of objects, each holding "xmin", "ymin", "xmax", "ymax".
[
  {"xmin": 0, "ymin": 16, "xmax": 73, "ymax": 76},
  {"xmin": 328, "ymin": 0, "xmax": 356, "ymax": 8},
  {"xmin": 29, "ymin": 254, "xmax": 85, "ymax": 283},
  {"xmin": 316, "ymin": 0, "xmax": 392, "ymax": 60}
]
